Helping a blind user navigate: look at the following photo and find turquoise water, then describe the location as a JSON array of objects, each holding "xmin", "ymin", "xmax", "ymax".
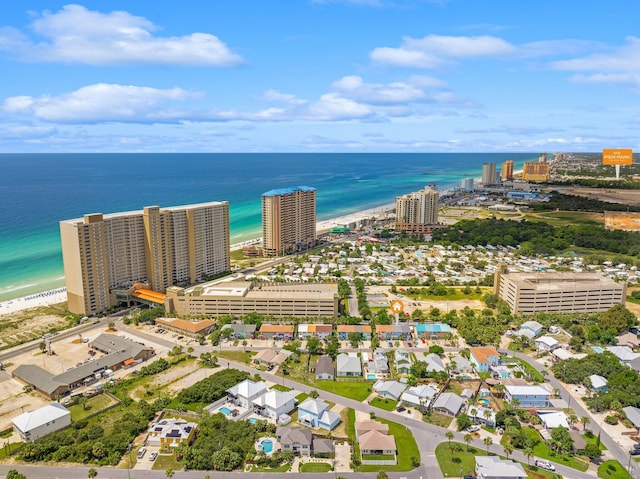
[
  {"xmin": 0, "ymin": 153, "xmax": 535, "ymax": 301},
  {"xmin": 260, "ymin": 439, "xmax": 273, "ymax": 453},
  {"xmin": 219, "ymin": 407, "xmax": 232, "ymax": 415},
  {"xmin": 478, "ymin": 399, "xmax": 490, "ymax": 406},
  {"xmin": 366, "ymin": 373, "xmax": 377, "ymax": 380},
  {"xmin": 591, "ymin": 346, "xmax": 604, "ymax": 354},
  {"xmin": 249, "ymin": 418, "xmax": 258, "ymax": 424}
]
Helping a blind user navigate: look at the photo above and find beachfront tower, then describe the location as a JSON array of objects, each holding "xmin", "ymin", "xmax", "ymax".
[
  {"xmin": 262, "ymin": 186, "xmax": 316, "ymax": 257},
  {"xmin": 481, "ymin": 163, "xmax": 498, "ymax": 186},
  {"xmin": 395, "ymin": 186, "xmax": 439, "ymax": 234},
  {"xmin": 502, "ymin": 160, "xmax": 514, "ymax": 181},
  {"xmin": 60, "ymin": 201, "xmax": 230, "ymax": 316}
]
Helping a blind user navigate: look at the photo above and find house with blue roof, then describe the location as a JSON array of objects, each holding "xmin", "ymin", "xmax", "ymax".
[{"xmin": 414, "ymin": 323, "xmax": 452, "ymax": 339}]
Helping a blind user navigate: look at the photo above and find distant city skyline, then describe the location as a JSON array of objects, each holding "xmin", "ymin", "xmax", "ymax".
[{"xmin": 0, "ymin": 1, "xmax": 639, "ymax": 153}]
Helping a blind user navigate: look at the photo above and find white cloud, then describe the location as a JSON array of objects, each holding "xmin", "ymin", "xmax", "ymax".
[
  {"xmin": 3, "ymin": 83, "xmax": 199, "ymax": 123},
  {"xmin": 262, "ymin": 90, "xmax": 307, "ymax": 105},
  {"xmin": 331, "ymin": 75, "xmax": 428, "ymax": 104},
  {"xmin": 371, "ymin": 34, "xmax": 515, "ymax": 68},
  {"xmin": 570, "ymin": 73, "xmax": 640, "ymax": 90},
  {"xmin": 0, "ymin": 4, "xmax": 243, "ymax": 66},
  {"xmin": 307, "ymin": 93, "xmax": 374, "ymax": 120}
]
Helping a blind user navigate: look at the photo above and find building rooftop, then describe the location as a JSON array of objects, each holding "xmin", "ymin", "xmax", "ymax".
[
  {"xmin": 262, "ymin": 186, "xmax": 316, "ymax": 197},
  {"xmin": 12, "ymin": 403, "xmax": 70, "ymax": 433}
]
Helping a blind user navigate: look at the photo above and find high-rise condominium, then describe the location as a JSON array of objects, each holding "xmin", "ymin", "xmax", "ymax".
[
  {"xmin": 262, "ymin": 186, "xmax": 316, "ymax": 256},
  {"xmin": 481, "ymin": 162, "xmax": 498, "ymax": 186},
  {"xmin": 395, "ymin": 186, "xmax": 439, "ymax": 233},
  {"xmin": 502, "ymin": 160, "xmax": 514, "ymax": 181},
  {"xmin": 60, "ymin": 201, "xmax": 230, "ymax": 315}
]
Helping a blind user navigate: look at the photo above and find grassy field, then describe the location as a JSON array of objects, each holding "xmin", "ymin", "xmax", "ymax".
[
  {"xmin": 152, "ymin": 452, "xmax": 183, "ymax": 471},
  {"xmin": 423, "ymin": 412, "xmax": 454, "ymax": 428},
  {"xmin": 270, "ymin": 384, "xmax": 292, "ymax": 392},
  {"xmin": 216, "ymin": 349, "xmax": 256, "ymax": 364},
  {"xmin": 400, "ymin": 287, "xmax": 489, "ymax": 302},
  {"xmin": 504, "ymin": 357, "xmax": 545, "ymax": 383},
  {"xmin": 250, "ymin": 463, "xmax": 291, "ymax": 472},
  {"xmin": 370, "ymin": 397, "xmax": 397, "ymax": 411},
  {"xmin": 523, "ymin": 211, "xmax": 603, "ymax": 227},
  {"xmin": 68, "ymin": 393, "xmax": 119, "ymax": 421},
  {"xmin": 300, "ymin": 462, "xmax": 333, "ymax": 472},
  {"xmin": 598, "ymin": 460, "xmax": 629, "ymax": 479}
]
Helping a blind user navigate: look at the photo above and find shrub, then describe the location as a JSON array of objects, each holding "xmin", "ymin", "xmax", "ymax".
[{"xmin": 604, "ymin": 415, "xmax": 619, "ymax": 425}]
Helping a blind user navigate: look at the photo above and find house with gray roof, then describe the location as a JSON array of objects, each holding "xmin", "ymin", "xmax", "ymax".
[
  {"xmin": 276, "ymin": 426, "xmax": 313, "ymax": 456},
  {"xmin": 12, "ymin": 403, "xmax": 71, "ymax": 442},
  {"xmin": 517, "ymin": 320, "xmax": 543, "ymax": 339},
  {"xmin": 424, "ymin": 353, "xmax": 445, "ymax": 373},
  {"xmin": 476, "ymin": 456, "xmax": 526, "ymax": 479},
  {"xmin": 400, "ymin": 384, "xmax": 438, "ymax": 410},
  {"xmin": 221, "ymin": 324, "xmax": 257, "ymax": 339},
  {"xmin": 606, "ymin": 346, "xmax": 640, "ymax": 365},
  {"xmin": 252, "ymin": 390, "xmax": 296, "ymax": 420},
  {"xmin": 431, "ymin": 392, "xmax": 465, "ymax": 417},
  {"xmin": 373, "ymin": 380, "xmax": 407, "ymax": 401},
  {"xmin": 588, "ymin": 374, "xmax": 608, "ymax": 393},
  {"xmin": 227, "ymin": 379, "xmax": 267, "ymax": 408},
  {"xmin": 623, "ymin": 406, "xmax": 640, "ymax": 432},
  {"xmin": 312, "ymin": 355, "xmax": 335, "ymax": 380},
  {"xmin": 337, "ymin": 353, "xmax": 362, "ymax": 377}
]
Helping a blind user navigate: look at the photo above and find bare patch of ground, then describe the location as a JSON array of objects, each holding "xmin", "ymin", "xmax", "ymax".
[
  {"xmin": 559, "ymin": 187, "xmax": 640, "ymax": 207},
  {"xmin": 0, "ymin": 304, "xmax": 70, "ymax": 348}
]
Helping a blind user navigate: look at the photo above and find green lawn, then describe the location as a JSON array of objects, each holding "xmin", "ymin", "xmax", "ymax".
[
  {"xmin": 598, "ymin": 460, "xmax": 629, "ymax": 479},
  {"xmin": 423, "ymin": 412, "xmax": 454, "ymax": 428},
  {"xmin": 151, "ymin": 452, "xmax": 182, "ymax": 471},
  {"xmin": 300, "ymin": 462, "xmax": 333, "ymax": 472},
  {"xmin": 523, "ymin": 211, "xmax": 603, "ymax": 227},
  {"xmin": 296, "ymin": 392, "xmax": 309, "ymax": 403},
  {"xmin": 370, "ymin": 397, "xmax": 397, "ymax": 411},
  {"xmin": 251, "ymin": 463, "xmax": 291, "ymax": 472},
  {"xmin": 270, "ymin": 384, "xmax": 292, "ymax": 392},
  {"xmin": 504, "ymin": 358, "xmax": 545, "ymax": 383},
  {"xmin": 216, "ymin": 350, "xmax": 255, "ymax": 364},
  {"xmin": 68, "ymin": 393, "xmax": 119, "ymax": 422},
  {"xmin": 315, "ymin": 380, "xmax": 372, "ymax": 401}
]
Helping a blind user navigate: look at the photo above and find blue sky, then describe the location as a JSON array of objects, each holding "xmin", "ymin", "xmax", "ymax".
[{"xmin": 0, "ymin": 0, "xmax": 639, "ymax": 153}]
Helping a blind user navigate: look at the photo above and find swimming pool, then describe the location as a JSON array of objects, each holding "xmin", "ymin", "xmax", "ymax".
[
  {"xmin": 219, "ymin": 406, "xmax": 232, "ymax": 415},
  {"xmin": 249, "ymin": 418, "xmax": 258, "ymax": 424},
  {"xmin": 366, "ymin": 373, "xmax": 377, "ymax": 380},
  {"xmin": 415, "ymin": 253, "xmax": 424, "ymax": 258},
  {"xmin": 260, "ymin": 439, "xmax": 273, "ymax": 453},
  {"xmin": 500, "ymin": 371, "xmax": 510, "ymax": 378},
  {"xmin": 591, "ymin": 346, "xmax": 604, "ymax": 354},
  {"xmin": 477, "ymin": 399, "xmax": 490, "ymax": 406}
]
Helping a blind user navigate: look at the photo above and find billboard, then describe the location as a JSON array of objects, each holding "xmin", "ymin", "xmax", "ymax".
[{"xmin": 602, "ymin": 149, "xmax": 633, "ymax": 166}]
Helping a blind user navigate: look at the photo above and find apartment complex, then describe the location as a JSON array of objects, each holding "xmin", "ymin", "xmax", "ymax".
[
  {"xmin": 522, "ymin": 157, "xmax": 550, "ymax": 183},
  {"xmin": 395, "ymin": 186, "xmax": 439, "ymax": 234},
  {"xmin": 501, "ymin": 160, "xmax": 514, "ymax": 181},
  {"xmin": 481, "ymin": 163, "xmax": 498, "ymax": 186},
  {"xmin": 495, "ymin": 271, "xmax": 626, "ymax": 314},
  {"xmin": 164, "ymin": 281, "xmax": 338, "ymax": 318},
  {"xmin": 60, "ymin": 201, "xmax": 230, "ymax": 315},
  {"xmin": 262, "ymin": 186, "xmax": 316, "ymax": 256}
]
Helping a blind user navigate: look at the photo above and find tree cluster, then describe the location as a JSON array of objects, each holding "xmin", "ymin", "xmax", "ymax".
[{"xmin": 177, "ymin": 368, "xmax": 249, "ymax": 405}]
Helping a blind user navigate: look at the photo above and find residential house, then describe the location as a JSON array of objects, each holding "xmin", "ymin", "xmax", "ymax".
[
  {"xmin": 469, "ymin": 346, "xmax": 500, "ymax": 373},
  {"xmin": 476, "ymin": 456, "xmax": 526, "ymax": 479},
  {"xmin": 606, "ymin": 346, "xmax": 640, "ymax": 365},
  {"xmin": 467, "ymin": 405, "xmax": 496, "ymax": 428},
  {"xmin": 297, "ymin": 324, "xmax": 333, "ymax": 340},
  {"xmin": 252, "ymin": 390, "xmax": 296, "ymax": 420},
  {"xmin": 623, "ymin": 406, "xmax": 640, "ymax": 433},
  {"xmin": 367, "ymin": 348, "xmax": 390, "ymax": 375},
  {"xmin": 504, "ymin": 385, "xmax": 551, "ymax": 408},
  {"xmin": 401, "ymin": 384, "xmax": 439, "ymax": 411},
  {"xmin": 220, "ymin": 324, "xmax": 256, "ymax": 339},
  {"xmin": 259, "ymin": 324, "xmax": 295, "ymax": 340},
  {"xmin": 394, "ymin": 349, "xmax": 412, "ymax": 375},
  {"xmin": 147, "ymin": 418, "xmax": 197, "ymax": 448},
  {"xmin": 253, "ymin": 348, "xmax": 292, "ymax": 366},
  {"xmin": 535, "ymin": 335, "xmax": 558, "ymax": 352},
  {"xmin": 276, "ymin": 426, "xmax": 312, "ymax": 456},
  {"xmin": 312, "ymin": 355, "xmax": 335, "ymax": 380},
  {"xmin": 337, "ymin": 353, "xmax": 362, "ymax": 377},
  {"xmin": 588, "ymin": 374, "xmax": 608, "ymax": 393},
  {"xmin": 373, "ymin": 380, "xmax": 407, "ymax": 401},
  {"xmin": 226, "ymin": 379, "xmax": 268, "ymax": 408},
  {"xmin": 449, "ymin": 355, "xmax": 473, "ymax": 375},
  {"xmin": 424, "ymin": 353, "xmax": 445, "ymax": 373},
  {"xmin": 517, "ymin": 320, "xmax": 544, "ymax": 339},
  {"xmin": 414, "ymin": 323, "xmax": 451, "ymax": 339},
  {"xmin": 431, "ymin": 392, "xmax": 465, "ymax": 417},
  {"xmin": 12, "ymin": 403, "xmax": 71, "ymax": 442},
  {"xmin": 359, "ymin": 429, "xmax": 397, "ymax": 458},
  {"xmin": 618, "ymin": 332, "xmax": 640, "ymax": 349},
  {"xmin": 355, "ymin": 420, "xmax": 389, "ymax": 437},
  {"xmin": 537, "ymin": 411, "xmax": 569, "ymax": 429},
  {"xmin": 376, "ymin": 324, "xmax": 411, "ymax": 340},
  {"xmin": 155, "ymin": 317, "xmax": 216, "ymax": 339},
  {"xmin": 298, "ymin": 398, "xmax": 341, "ymax": 430},
  {"xmin": 337, "ymin": 325, "xmax": 372, "ymax": 340}
]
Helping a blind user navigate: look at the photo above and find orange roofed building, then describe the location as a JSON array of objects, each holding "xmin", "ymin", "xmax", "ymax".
[
  {"xmin": 259, "ymin": 324, "xmax": 295, "ymax": 340},
  {"xmin": 469, "ymin": 346, "xmax": 500, "ymax": 373},
  {"xmin": 155, "ymin": 317, "xmax": 216, "ymax": 339}
]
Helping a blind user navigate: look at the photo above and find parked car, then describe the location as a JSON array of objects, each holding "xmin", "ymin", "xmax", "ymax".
[
  {"xmin": 396, "ymin": 406, "xmax": 406, "ymax": 413},
  {"xmin": 136, "ymin": 447, "xmax": 146, "ymax": 459},
  {"xmin": 535, "ymin": 460, "xmax": 555, "ymax": 471},
  {"xmin": 633, "ymin": 443, "xmax": 640, "ymax": 450},
  {"xmin": 464, "ymin": 475, "xmax": 476, "ymax": 479},
  {"xmin": 465, "ymin": 425, "xmax": 480, "ymax": 432},
  {"xmin": 149, "ymin": 451, "xmax": 158, "ymax": 461},
  {"xmin": 590, "ymin": 456, "xmax": 604, "ymax": 465},
  {"xmin": 630, "ymin": 449, "xmax": 640, "ymax": 456}
]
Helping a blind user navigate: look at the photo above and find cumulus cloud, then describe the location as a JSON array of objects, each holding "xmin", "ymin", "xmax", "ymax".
[
  {"xmin": 2, "ymin": 83, "xmax": 200, "ymax": 123},
  {"xmin": 0, "ymin": 4, "xmax": 243, "ymax": 66},
  {"xmin": 370, "ymin": 34, "xmax": 516, "ymax": 68}
]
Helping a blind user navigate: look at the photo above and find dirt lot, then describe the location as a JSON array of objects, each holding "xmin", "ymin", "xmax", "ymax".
[
  {"xmin": 558, "ymin": 187, "xmax": 640, "ymax": 207},
  {"xmin": 0, "ymin": 306, "xmax": 70, "ymax": 349},
  {"xmin": 366, "ymin": 285, "xmax": 484, "ymax": 313}
]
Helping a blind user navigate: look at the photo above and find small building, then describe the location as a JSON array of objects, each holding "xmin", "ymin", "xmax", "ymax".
[
  {"xmin": 401, "ymin": 384, "xmax": 438, "ymax": 411},
  {"xmin": 505, "ymin": 385, "xmax": 551, "ymax": 408},
  {"xmin": 155, "ymin": 317, "xmax": 216, "ymax": 339},
  {"xmin": 376, "ymin": 324, "xmax": 411, "ymax": 340},
  {"xmin": 467, "ymin": 405, "xmax": 496, "ymax": 428},
  {"xmin": 312, "ymin": 355, "xmax": 335, "ymax": 380},
  {"xmin": 623, "ymin": 406, "xmax": 640, "ymax": 433},
  {"xmin": 450, "ymin": 355, "xmax": 473, "ymax": 375},
  {"xmin": 298, "ymin": 398, "xmax": 340, "ymax": 430},
  {"xmin": 606, "ymin": 346, "xmax": 640, "ymax": 365},
  {"xmin": 253, "ymin": 349, "xmax": 292, "ymax": 366},
  {"xmin": 359, "ymin": 429, "xmax": 397, "ymax": 458},
  {"xmin": 297, "ymin": 324, "xmax": 333, "ymax": 340},
  {"xmin": 394, "ymin": 349, "xmax": 412, "ymax": 375},
  {"xmin": 469, "ymin": 346, "xmax": 500, "ymax": 373},
  {"xmin": 12, "ymin": 403, "xmax": 71, "ymax": 442},
  {"xmin": 220, "ymin": 324, "xmax": 257, "ymax": 339},
  {"xmin": 414, "ymin": 323, "xmax": 451, "ymax": 339},
  {"xmin": 253, "ymin": 390, "xmax": 296, "ymax": 420},
  {"xmin": 147, "ymin": 418, "xmax": 197, "ymax": 448},
  {"xmin": 227, "ymin": 379, "xmax": 268, "ymax": 408},
  {"xmin": 517, "ymin": 320, "xmax": 543, "ymax": 339},
  {"xmin": 535, "ymin": 335, "xmax": 558, "ymax": 352},
  {"xmin": 431, "ymin": 392, "xmax": 465, "ymax": 417},
  {"xmin": 476, "ymin": 456, "xmax": 526, "ymax": 479},
  {"xmin": 337, "ymin": 353, "xmax": 362, "ymax": 377},
  {"xmin": 337, "ymin": 324, "xmax": 372, "ymax": 340},
  {"xmin": 588, "ymin": 374, "xmax": 608, "ymax": 393},
  {"xmin": 538, "ymin": 411, "xmax": 569, "ymax": 429},
  {"xmin": 373, "ymin": 380, "xmax": 406, "ymax": 401},
  {"xmin": 259, "ymin": 324, "xmax": 295, "ymax": 340},
  {"xmin": 423, "ymin": 353, "xmax": 445, "ymax": 373}
]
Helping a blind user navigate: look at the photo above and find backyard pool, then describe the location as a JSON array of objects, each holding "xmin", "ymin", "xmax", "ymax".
[
  {"xmin": 259, "ymin": 439, "xmax": 274, "ymax": 453},
  {"xmin": 415, "ymin": 253, "xmax": 425, "ymax": 258},
  {"xmin": 366, "ymin": 373, "xmax": 378, "ymax": 380},
  {"xmin": 219, "ymin": 406, "xmax": 232, "ymax": 415},
  {"xmin": 249, "ymin": 418, "xmax": 258, "ymax": 424},
  {"xmin": 591, "ymin": 346, "xmax": 604, "ymax": 354},
  {"xmin": 477, "ymin": 399, "xmax": 490, "ymax": 406}
]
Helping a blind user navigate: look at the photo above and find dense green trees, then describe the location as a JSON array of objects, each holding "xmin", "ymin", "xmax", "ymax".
[{"xmin": 177, "ymin": 368, "xmax": 249, "ymax": 405}]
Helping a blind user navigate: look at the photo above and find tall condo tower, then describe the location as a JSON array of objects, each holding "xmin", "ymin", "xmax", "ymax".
[
  {"xmin": 395, "ymin": 186, "xmax": 439, "ymax": 233},
  {"xmin": 262, "ymin": 186, "xmax": 316, "ymax": 257},
  {"xmin": 60, "ymin": 201, "xmax": 230, "ymax": 315},
  {"xmin": 501, "ymin": 160, "xmax": 514, "ymax": 181},
  {"xmin": 481, "ymin": 163, "xmax": 498, "ymax": 186}
]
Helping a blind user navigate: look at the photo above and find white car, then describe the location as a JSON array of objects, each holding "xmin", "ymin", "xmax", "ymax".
[
  {"xmin": 535, "ymin": 460, "xmax": 555, "ymax": 471},
  {"xmin": 466, "ymin": 425, "xmax": 480, "ymax": 432},
  {"xmin": 149, "ymin": 451, "xmax": 158, "ymax": 461}
]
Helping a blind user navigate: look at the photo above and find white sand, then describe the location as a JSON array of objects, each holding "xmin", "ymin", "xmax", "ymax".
[{"xmin": 0, "ymin": 287, "xmax": 68, "ymax": 316}]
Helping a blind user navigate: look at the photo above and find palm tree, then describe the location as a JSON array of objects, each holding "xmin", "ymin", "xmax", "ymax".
[
  {"xmin": 569, "ymin": 414, "xmax": 578, "ymax": 428},
  {"xmin": 503, "ymin": 444, "xmax": 513, "ymax": 460},
  {"xmin": 524, "ymin": 446, "xmax": 534, "ymax": 465},
  {"xmin": 483, "ymin": 437, "xmax": 493, "ymax": 455},
  {"xmin": 446, "ymin": 431, "xmax": 454, "ymax": 452},
  {"xmin": 511, "ymin": 397, "xmax": 520, "ymax": 410},
  {"xmin": 464, "ymin": 433, "xmax": 472, "ymax": 452},
  {"xmin": 88, "ymin": 468, "xmax": 98, "ymax": 478},
  {"xmin": 165, "ymin": 468, "xmax": 175, "ymax": 479},
  {"xmin": 581, "ymin": 416, "xmax": 591, "ymax": 431},
  {"xmin": 483, "ymin": 408, "xmax": 492, "ymax": 425}
]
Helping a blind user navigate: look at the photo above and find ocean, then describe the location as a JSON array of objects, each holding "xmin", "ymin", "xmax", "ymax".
[{"xmin": 0, "ymin": 153, "xmax": 536, "ymax": 301}]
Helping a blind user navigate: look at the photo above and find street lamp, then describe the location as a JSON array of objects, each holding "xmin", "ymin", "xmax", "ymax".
[{"xmin": 126, "ymin": 443, "xmax": 132, "ymax": 479}]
